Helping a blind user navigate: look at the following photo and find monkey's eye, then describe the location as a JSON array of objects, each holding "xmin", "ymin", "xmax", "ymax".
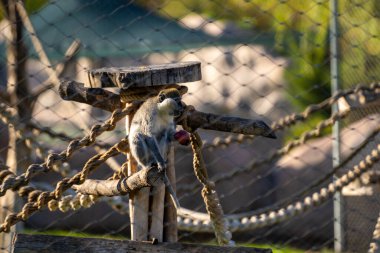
[{"xmin": 159, "ymin": 93, "xmax": 166, "ymax": 102}]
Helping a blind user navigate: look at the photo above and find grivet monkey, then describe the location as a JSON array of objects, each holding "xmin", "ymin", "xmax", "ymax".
[{"xmin": 128, "ymin": 88, "xmax": 189, "ymax": 209}]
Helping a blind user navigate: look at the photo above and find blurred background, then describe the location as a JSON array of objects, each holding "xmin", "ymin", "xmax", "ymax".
[{"xmin": 1, "ymin": 0, "xmax": 380, "ymax": 252}]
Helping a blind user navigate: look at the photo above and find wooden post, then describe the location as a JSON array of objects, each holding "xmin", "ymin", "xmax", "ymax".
[
  {"xmin": 0, "ymin": 0, "xmax": 31, "ymax": 251},
  {"xmin": 164, "ymin": 146, "xmax": 178, "ymax": 242},
  {"xmin": 126, "ymin": 114, "xmax": 150, "ymax": 241},
  {"xmin": 84, "ymin": 62, "xmax": 202, "ymax": 243}
]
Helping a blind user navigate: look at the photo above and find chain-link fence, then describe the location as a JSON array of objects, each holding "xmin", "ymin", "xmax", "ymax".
[{"xmin": 1, "ymin": 0, "xmax": 380, "ymax": 252}]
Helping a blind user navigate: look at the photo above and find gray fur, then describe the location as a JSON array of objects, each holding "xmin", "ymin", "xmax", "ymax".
[{"xmin": 128, "ymin": 90, "xmax": 184, "ymax": 208}]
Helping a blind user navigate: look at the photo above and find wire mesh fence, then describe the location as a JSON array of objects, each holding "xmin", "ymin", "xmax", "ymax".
[{"xmin": 0, "ymin": 0, "xmax": 380, "ymax": 252}]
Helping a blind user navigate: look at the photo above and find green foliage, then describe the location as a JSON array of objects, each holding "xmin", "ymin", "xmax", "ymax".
[
  {"xmin": 137, "ymin": 0, "xmax": 380, "ymax": 140},
  {"xmin": 137, "ymin": 0, "xmax": 332, "ymax": 111},
  {"xmin": 0, "ymin": 0, "xmax": 47, "ymax": 20},
  {"xmin": 339, "ymin": 0, "xmax": 380, "ymax": 88}
]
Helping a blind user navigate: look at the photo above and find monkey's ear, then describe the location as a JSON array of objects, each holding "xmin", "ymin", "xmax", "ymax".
[{"xmin": 159, "ymin": 93, "xmax": 166, "ymax": 102}]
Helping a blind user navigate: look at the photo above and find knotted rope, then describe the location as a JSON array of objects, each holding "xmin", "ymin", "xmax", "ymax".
[{"xmin": 180, "ymin": 105, "xmax": 234, "ymax": 246}]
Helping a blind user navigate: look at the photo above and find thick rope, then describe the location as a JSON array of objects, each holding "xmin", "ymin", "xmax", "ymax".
[
  {"xmin": 194, "ymin": 83, "xmax": 380, "ymax": 151},
  {"xmin": 177, "ymin": 144, "xmax": 380, "ymax": 232},
  {"xmin": 119, "ymin": 85, "xmax": 188, "ymax": 103},
  {"xmin": 19, "ymin": 140, "xmax": 379, "ymax": 234},
  {"xmin": 369, "ymin": 211, "xmax": 380, "ymax": 253},
  {"xmin": 190, "ymin": 132, "xmax": 233, "ymax": 245},
  {"xmin": 179, "ymin": 109, "xmax": 233, "ymax": 246},
  {"xmin": 211, "ymin": 110, "xmax": 349, "ymax": 183},
  {"xmin": 1, "ymin": 84, "xmax": 379, "ymax": 235},
  {"xmin": 0, "ymin": 138, "xmax": 129, "ymax": 233},
  {"xmin": 178, "ymin": 83, "xmax": 380, "ymax": 190},
  {"xmin": 0, "ymin": 103, "xmax": 137, "ymax": 197},
  {"xmin": 177, "ymin": 108, "xmax": 351, "ymax": 198},
  {"xmin": 272, "ymin": 82, "xmax": 379, "ymax": 130}
]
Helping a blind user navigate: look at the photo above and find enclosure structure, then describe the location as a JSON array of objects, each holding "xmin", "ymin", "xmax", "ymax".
[
  {"xmin": 2, "ymin": 0, "xmax": 380, "ymax": 252},
  {"xmin": 58, "ymin": 61, "xmax": 275, "ymax": 245}
]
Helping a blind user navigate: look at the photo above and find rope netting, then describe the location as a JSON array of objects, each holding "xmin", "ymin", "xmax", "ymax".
[{"xmin": 0, "ymin": 83, "xmax": 379, "ymax": 246}]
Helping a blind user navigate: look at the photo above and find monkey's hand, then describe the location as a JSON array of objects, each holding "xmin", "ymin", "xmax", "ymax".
[{"xmin": 174, "ymin": 130, "xmax": 190, "ymax": 146}]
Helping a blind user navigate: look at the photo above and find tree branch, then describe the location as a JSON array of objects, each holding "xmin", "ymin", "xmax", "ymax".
[
  {"xmin": 59, "ymin": 80, "xmax": 123, "ymax": 112},
  {"xmin": 73, "ymin": 166, "xmax": 165, "ymax": 196},
  {"xmin": 183, "ymin": 109, "xmax": 276, "ymax": 138}
]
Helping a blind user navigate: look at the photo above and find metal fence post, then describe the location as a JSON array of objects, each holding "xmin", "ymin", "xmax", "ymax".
[{"xmin": 330, "ymin": 0, "xmax": 344, "ymax": 251}]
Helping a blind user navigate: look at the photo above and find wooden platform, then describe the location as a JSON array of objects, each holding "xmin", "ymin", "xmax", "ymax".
[
  {"xmin": 12, "ymin": 234, "xmax": 272, "ymax": 253},
  {"xmin": 86, "ymin": 61, "xmax": 201, "ymax": 88}
]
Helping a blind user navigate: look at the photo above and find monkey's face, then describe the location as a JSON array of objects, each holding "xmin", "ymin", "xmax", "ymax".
[{"xmin": 158, "ymin": 89, "xmax": 184, "ymax": 117}]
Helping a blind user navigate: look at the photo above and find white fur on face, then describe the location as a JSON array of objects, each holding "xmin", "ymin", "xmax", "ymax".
[{"xmin": 158, "ymin": 98, "xmax": 177, "ymax": 115}]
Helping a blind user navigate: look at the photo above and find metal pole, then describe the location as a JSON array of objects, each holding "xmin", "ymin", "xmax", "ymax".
[{"xmin": 330, "ymin": 0, "xmax": 344, "ymax": 252}]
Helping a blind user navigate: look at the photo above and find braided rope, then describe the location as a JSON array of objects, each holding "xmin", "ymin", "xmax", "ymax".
[
  {"xmin": 48, "ymin": 193, "xmax": 98, "ymax": 212},
  {"xmin": 211, "ymin": 110, "xmax": 349, "ymax": 183},
  {"xmin": 119, "ymin": 85, "xmax": 188, "ymax": 103},
  {"xmin": 178, "ymin": 108, "xmax": 351, "ymax": 196},
  {"xmin": 176, "ymin": 144, "xmax": 380, "ymax": 232},
  {"xmin": 0, "ymin": 103, "xmax": 137, "ymax": 197},
  {"xmin": 180, "ymin": 108, "xmax": 233, "ymax": 245},
  {"xmin": 272, "ymin": 83, "xmax": 379, "ymax": 130},
  {"xmin": 194, "ymin": 83, "xmax": 380, "ymax": 151},
  {"xmin": 27, "ymin": 140, "xmax": 379, "ymax": 234},
  {"xmin": 1, "ymin": 84, "xmax": 378, "ymax": 235},
  {"xmin": 0, "ymin": 138, "xmax": 129, "ymax": 233},
  {"xmin": 369, "ymin": 211, "xmax": 380, "ymax": 253}
]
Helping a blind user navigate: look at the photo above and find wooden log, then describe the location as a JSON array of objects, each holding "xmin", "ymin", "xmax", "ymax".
[
  {"xmin": 12, "ymin": 234, "xmax": 272, "ymax": 253},
  {"xmin": 59, "ymin": 81, "xmax": 123, "ymax": 112},
  {"xmin": 58, "ymin": 81, "xmax": 276, "ymax": 138},
  {"xmin": 72, "ymin": 165, "xmax": 166, "ymax": 196},
  {"xmin": 164, "ymin": 146, "xmax": 178, "ymax": 242},
  {"xmin": 183, "ymin": 110, "xmax": 276, "ymax": 138},
  {"xmin": 149, "ymin": 182, "xmax": 165, "ymax": 242},
  {"xmin": 126, "ymin": 114, "xmax": 150, "ymax": 241},
  {"xmin": 87, "ymin": 62, "xmax": 201, "ymax": 88}
]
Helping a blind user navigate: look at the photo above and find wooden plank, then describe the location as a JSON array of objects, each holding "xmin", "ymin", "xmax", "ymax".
[
  {"xmin": 149, "ymin": 183, "xmax": 165, "ymax": 242},
  {"xmin": 86, "ymin": 62, "xmax": 201, "ymax": 88},
  {"xmin": 164, "ymin": 146, "xmax": 178, "ymax": 242},
  {"xmin": 12, "ymin": 234, "xmax": 272, "ymax": 253},
  {"xmin": 59, "ymin": 81, "xmax": 123, "ymax": 111},
  {"xmin": 127, "ymin": 114, "xmax": 150, "ymax": 241}
]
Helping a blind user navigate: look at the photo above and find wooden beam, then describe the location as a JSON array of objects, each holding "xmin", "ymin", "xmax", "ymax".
[
  {"xmin": 183, "ymin": 110, "xmax": 276, "ymax": 138},
  {"xmin": 126, "ymin": 113, "xmax": 150, "ymax": 241},
  {"xmin": 59, "ymin": 81, "xmax": 123, "ymax": 112},
  {"xmin": 72, "ymin": 165, "xmax": 166, "ymax": 196},
  {"xmin": 58, "ymin": 81, "xmax": 276, "ymax": 138},
  {"xmin": 87, "ymin": 62, "xmax": 201, "ymax": 88},
  {"xmin": 12, "ymin": 234, "xmax": 272, "ymax": 253},
  {"xmin": 164, "ymin": 146, "xmax": 178, "ymax": 242}
]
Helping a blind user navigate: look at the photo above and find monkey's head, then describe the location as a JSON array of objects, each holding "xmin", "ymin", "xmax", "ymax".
[{"xmin": 157, "ymin": 88, "xmax": 184, "ymax": 117}]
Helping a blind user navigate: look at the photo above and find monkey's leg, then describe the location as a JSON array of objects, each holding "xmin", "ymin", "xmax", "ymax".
[
  {"xmin": 130, "ymin": 133, "xmax": 153, "ymax": 167},
  {"xmin": 145, "ymin": 137, "xmax": 167, "ymax": 171}
]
